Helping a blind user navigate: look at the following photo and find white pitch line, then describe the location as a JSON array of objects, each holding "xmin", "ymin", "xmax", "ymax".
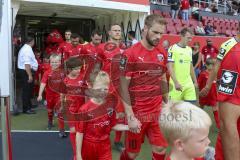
[{"xmin": 10, "ymin": 130, "xmax": 70, "ymax": 133}]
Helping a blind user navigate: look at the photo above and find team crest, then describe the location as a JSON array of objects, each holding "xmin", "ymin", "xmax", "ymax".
[
  {"xmin": 157, "ymin": 54, "xmax": 164, "ymax": 62},
  {"xmin": 107, "ymin": 108, "xmax": 114, "ymax": 117}
]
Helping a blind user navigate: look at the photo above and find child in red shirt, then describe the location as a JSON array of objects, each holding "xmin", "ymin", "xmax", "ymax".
[
  {"xmin": 63, "ymin": 57, "xmax": 86, "ymax": 160},
  {"xmin": 198, "ymin": 58, "xmax": 220, "ymax": 128},
  {"xmin": 160, "ymin": 101, "xmax": 212, "ymax": 160},
  {"xmin": 76, "ymin": 71, "xmax": 129, "ymax": 160},
  {"xmin": 33, "ymin": 49, "xmax": 42, "ymax": 97},
  {"xmin": 37, "ymin": 54, "xmax": 66, "ymax": 138}
]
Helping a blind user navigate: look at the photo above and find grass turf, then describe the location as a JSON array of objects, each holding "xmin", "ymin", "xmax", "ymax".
[{"xmin": 6, "ymin": 105, "xmax": 218, "ymax": 160}]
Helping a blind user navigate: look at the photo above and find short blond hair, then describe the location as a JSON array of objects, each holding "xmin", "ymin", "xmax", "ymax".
[
  {"xmin": 90, "ymin": 71, "xmax": 110, "ymax": 87},
  {"xmin": 49, "ymin": 53, "xmax": 61, "ymax": 61},
  {"xmin": 160, "ymin": 101, "xmax": 212, "ymax": 145}
]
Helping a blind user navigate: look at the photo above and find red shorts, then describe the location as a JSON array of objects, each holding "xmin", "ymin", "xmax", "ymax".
[
  {"xmin": 81, "ymin": 140, "xmax": 112, "ymax": 160},
  {"xmin": 200, "ymin": 82, "xmax": 217, "ymax": 107},
  {"xmin": 125, "ymin": 121, "xmax": 167, "ymax": 153},
  {"xmin": 46, "ymin": 95, "xmax": 60, "ymax": 110}
]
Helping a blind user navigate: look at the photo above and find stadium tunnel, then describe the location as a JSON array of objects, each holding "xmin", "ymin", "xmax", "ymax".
[{"xmin": 11, "ymin": 0, "xmax": 149, "ymax": 112}]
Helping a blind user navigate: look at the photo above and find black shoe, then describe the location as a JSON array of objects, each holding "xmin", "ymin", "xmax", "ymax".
[
  {"xmin": 114, "ymin": 142, "xmax": 125, "ymax": 152},
  {"xmin": 47, "ymin": 121, "xmax": 53, "ymax": 130},
  {"xmin": 23, "ymin": 110, "xmax": 36, "ymax": 114},
  {"xmin": 58, "ymin": 130, "xmax": 67, "ymax": 138}
]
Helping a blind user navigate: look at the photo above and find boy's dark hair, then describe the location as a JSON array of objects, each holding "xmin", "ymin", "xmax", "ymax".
[
  {"xmin": 65, "ymin": 57, "xmax": 83, "ymax": 69},
  {"xmin": 91, "ymin": 30, "xmax": 103, "ymax": 37},
  {"xmin": 65, "ymin": 29, "xmax": 72, "ymax": 33},
  {"xmin": 34, "ymin": 48, "xmax": 41, "ymax": 53},
  {"xmin": 71, "ymin": 33, "xmax": 80, "ymax": 39},
  {"xmin": 180, "ymin": 28, "xmax": 193, "ymax": 36},
  {"xmin": 128, "ymin": 31, "xmax": 136, "ymax": 38},
  {"xmin": 42, "ymin": 52, "xmax": 50, "ymax": 59},
  {"xmin": 25, "ymin": 35, "xmax": 35, "ymax": 43}
]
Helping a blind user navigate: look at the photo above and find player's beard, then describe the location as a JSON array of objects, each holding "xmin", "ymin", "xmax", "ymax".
[{"xmin": 146, "ymin": 31, "xmax": 159, "ymax": 47}]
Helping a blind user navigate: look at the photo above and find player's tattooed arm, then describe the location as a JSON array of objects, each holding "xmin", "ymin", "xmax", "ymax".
[
  {"xmin": 120, "ymin": 76, "xmax": 141, "ymax": 133},
  {"xmin": 161, "ymin": 73, "xmax": 169, "ymax": 104}
]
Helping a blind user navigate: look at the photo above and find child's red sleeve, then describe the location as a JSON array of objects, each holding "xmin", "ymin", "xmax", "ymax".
[{"xmin": 41, "ymin": 70, "xmax": 49, "ymax": 84}]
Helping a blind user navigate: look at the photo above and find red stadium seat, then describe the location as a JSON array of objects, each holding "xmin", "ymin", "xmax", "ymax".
[
  {"xmin": 221, "ymin": 26, "xmax": 227, "ymax": 34},
  {"xmin": 167, "ymin": 26, "xmax": 177, "ymax": 34},
  {"xmin": 232, "ymin": 30, "xmax": 237, "ymax": 36},
  {"xmin": 165, "ymin": 18, "xmax": 174, "ymax": 26},
  {"xmin": 181, "ymin": 20, "xmax": 190, "ymax": 27},
  {"xmin": 226, "ymin": 30, "xmax": 232, "ymax": 37},
  {"xmin": 173, "ymin": 19, "xmax": 181, "ymax": 26}
]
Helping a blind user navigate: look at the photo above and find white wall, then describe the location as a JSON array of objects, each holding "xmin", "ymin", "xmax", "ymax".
[{"xmin": 0, "ymin": 0, "xmax": 12, "ymax": 97}]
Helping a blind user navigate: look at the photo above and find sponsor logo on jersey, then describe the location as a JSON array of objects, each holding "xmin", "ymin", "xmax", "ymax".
[
  {"xmin": 157, "ymin": 54, "xmax": 164, "ymax": 62},
  {"xmin": 219, "ymin": 48, "xmax": 226, "ymax": 58},
  {"xmin": 218, "ymin": 70, "xmax": 238, "ymax": 95}
]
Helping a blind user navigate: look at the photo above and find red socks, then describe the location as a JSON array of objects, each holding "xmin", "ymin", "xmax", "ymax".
[
  {"xmin": 70, "ymin": 132, "xmax": 76, "ymax": 159},
  {"xmin": 58, "ymin": 113, "xmax": 65, "ymax": 130},
  {"xmin": 48, "ymin": 110, "xmax": 53, "ymax": 123},
  {"xmin": 114, "ymin": 131, "xmax": 122, "ymax": 142},
  {"xmin": 152, "ymin": 152, "xmax": 165, "ymax": 160},
  {"xmin": 213, "ymin": 111, "xmax": 220, "ymax": 129},
  {"xmin": 120, "ymin": 150, "xmax": 134, "ymax": 160}
]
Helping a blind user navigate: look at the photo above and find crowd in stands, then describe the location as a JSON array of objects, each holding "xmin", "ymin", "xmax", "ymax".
[
  {"xmin": 151, "ymin": 0, "xmax": 240, "ymax": 37},
  {"xmin": 151, "ymin": 0, "xmax": 240, "ymax": 16}
]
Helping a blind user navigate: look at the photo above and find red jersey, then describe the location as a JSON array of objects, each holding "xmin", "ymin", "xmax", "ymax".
[
  {"xmin": 181, "ymin": 0, "xmax": 190, "ymax": 10},
  {"xmin": 217, "ymin": 39, "xmax": 240, "ymax": 105},
  {"xmin": 82, "ymin": 42, "xmax": 100, "ymax": 56},
  {"xmin": 201, "ymin": 45, "xmax": 218, "ymax": 62},
  {"xmin": 98, "ymin": 42, "xmax": 126, "ymax": 73},
  {"xmin": 123, "ymin": 42, "xmax": 167, "ymax": 119},
  {"xmin": 69, "ymin": 44, "xmax": 83, "ymax": 58},
  {"xmin": 57, "ymin": 41, "xmax": 72, "ymax": 61},
  {"xmin": 76, "ymin": 99, "xmax": 117, "ymax": 142},
  {"xmin": 63, "ymin": 73, "xmax": 85, "ymax": 113},
  {"xmin": 41, "ymin": 68, "xmax": 59, "ymax": 98},
  {"xmin": 41, "ymin": 63, "xmax": 50, "ymax": 75},
  {"xmin": 45, "ymin": 44, "xmax": 60, "ymax": 55},
  {"xmin": 166, "ymin": 156, "xmax": 204, "ymax": 160},
  {"xmin": 198, "ymin": 70, "xmax": 217, "ymax": 106}
]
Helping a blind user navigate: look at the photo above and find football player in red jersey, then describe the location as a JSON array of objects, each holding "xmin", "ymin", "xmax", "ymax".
[
  {"xmin": 37, "ymin": 54, "xmax": 66, "ymax": 138},
  {"xmin": 64, "ymin": 29, "xmax": 72, "ymax": 43},
  {"xmin": 82, "ymin": 30, "xmax": 102, "ymax": 57},
  {"xmin": 119, "ymin": 14, "xmax": 168, "ymax": 160},
  {"xmin": 201, "ymin": 39, "xmax": 218, "ymax": 64},
  {"xmin": 97, "ymin": 24, "xmax": 127, "ymax": 151},
  {"xmin": 76, "ymin": 71, "xmax": 129, "ymax": 160},
  {"xmin": 58, "ymin": 29, "xmax": 72, "ymax": 62},
  {"xmin": 69, "ymin": 33, "xmax": 83, "ymax": 58},
  {"xmin": 202, "ymin": 39, "xmax": 218, "ymax": 63},
  {"xmin": 200, "ymin": 22, "xmax": 240, "ymax": 160},
  {"xmin": 63, "ymin": 57, "xmax": 86, "ymax": 160}
]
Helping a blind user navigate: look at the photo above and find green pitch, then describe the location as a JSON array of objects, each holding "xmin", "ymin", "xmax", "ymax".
[{"xmin": 8, "ymin": 106, "xmax": 218, "ymax": 160}]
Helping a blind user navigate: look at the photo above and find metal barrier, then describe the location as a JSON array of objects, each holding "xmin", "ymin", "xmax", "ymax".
[{"xmin": 1, "ymin": 89, "xmax": 12, "ymax": 160}]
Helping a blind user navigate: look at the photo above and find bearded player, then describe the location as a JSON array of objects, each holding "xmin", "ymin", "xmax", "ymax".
[{"xmin": 119, "ymin": 14, "xmax": 168, "ymax": 160}]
